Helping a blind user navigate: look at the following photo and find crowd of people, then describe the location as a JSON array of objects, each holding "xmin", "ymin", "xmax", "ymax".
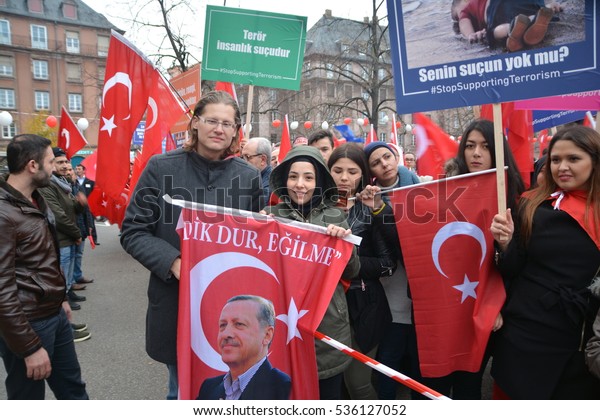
[{"xmin": 1, "ymin": 89, "xmax": 599, "ymax": 400}]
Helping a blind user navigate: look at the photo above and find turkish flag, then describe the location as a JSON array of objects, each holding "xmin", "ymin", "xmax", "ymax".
[
  {"xmin": 87, "ymin": 186, "xmax": 130, "ymax": 228},
  {"xmin": 413, "ymin": 113, "xmax": 458, "ymax": 179},
  {"xmin": 95, "ymin": 30, "xmax": 158, "ymax": 202},
  {"xmin": 278, "ymin": 115, "xmax": 291, "ymax": 164},
  {"xmin": 129, "ymin": 73, "xmax": 188, "ymax": 191},
  {"xmin": 58, "ymin": 107, "xmax": 88, "ymax": 159},
  {"xmin": 389, "ymin": 170, "xmax": 505, "ymax": 377},
  {"xmin": 174, "ymin": 202, "xmax": 356, "ymax": 400},
  {"xmin": 389, "ymin": 115, "xmax": 398, "ymax": 146},
  {"xmin": 365, "ymin": 124, "xmax": 378, "ymax": 144},
  {"xmin": 481, "ymin": 103, "xmax": 533, "ymax": 188}
]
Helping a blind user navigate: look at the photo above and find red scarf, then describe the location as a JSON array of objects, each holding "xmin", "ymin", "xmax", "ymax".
[{"xmin": 549, "ymin": 189, "xmax": 599, "ymax": 250}]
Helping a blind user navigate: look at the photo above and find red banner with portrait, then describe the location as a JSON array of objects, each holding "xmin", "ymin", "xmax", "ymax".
[{"xmin": 173, "ymin": 200, "xmax": 357, "ymax": 400}]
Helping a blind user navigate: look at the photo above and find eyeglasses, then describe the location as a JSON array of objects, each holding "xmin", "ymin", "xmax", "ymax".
[
  {"xmin": 242, "ymin": 154, "xmax": 262, "ymax": 161},
  {"xmin": 405, "ymin": 158, "xmax": 415, "ymax": 162},
  {"xmin": 197, "ymin": 116, "xmax": 237, "ymax": 131}
]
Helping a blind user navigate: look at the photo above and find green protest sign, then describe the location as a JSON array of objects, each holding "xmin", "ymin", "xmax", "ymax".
[{"xmin": 202, "ymin": 6, "xmax": 307, "ymax": 90}]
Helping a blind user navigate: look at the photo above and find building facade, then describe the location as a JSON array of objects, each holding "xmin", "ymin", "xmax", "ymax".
[
  {"xmin": 234, "ymin": 9, "xmax": 400, "ymax": 145},
  {"xmin": 0, "ymin": 0, "xmax": 120, "ymax": 148}
]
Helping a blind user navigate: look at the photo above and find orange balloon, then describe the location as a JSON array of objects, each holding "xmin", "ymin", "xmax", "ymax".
[
  {"xmin": 363, "ymin": 118, "xmax": 369, "ymax": 126},
  {"xmin": 304, "ymin": 121, "xmax": 312, "ymax": 129},
  {"xmin": 396, "ymin": 121, "xmax": 402, "ymax": 129},
  {"xmin": 344, "ymin": 117, "xmax": 352, "ymax": 125},
  {"xmin": 46, "ymin": 115, "xmax": 57, "ymax": 128},
  {"xmin": 272, "ymin": 119, "xmax": 281, "ymax": 128}
]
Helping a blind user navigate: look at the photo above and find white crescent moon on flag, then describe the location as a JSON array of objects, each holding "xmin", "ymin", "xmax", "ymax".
[
  {"xmin": 61, "ymin": 128, "xmax": 70, "ymax": 150},
  {"xmin": 145, "ymin": 97, "xmax": 158, "ymax": 130},
  {"xmin": 414, "ymin": 125, "xmax": 429, "ymax": 159},
  {"xmin": 189, "ymin": 252, "xmax": 280, "ymax": 372},
  {"xmin": 431, "ymin": 222, "xmax": 486, "ymax": 278},
  {"xmin": 120, "ymin": 192, "xmax": 129, "ymax": 204},
  {"xmin": 102, "ymin": 71, "xmax": 132, "ymax": 120}
]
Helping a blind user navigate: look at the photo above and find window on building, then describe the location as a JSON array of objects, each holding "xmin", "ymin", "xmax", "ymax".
[
  {"xmin": 0, "ymin": 55, "xmax": 14, "ymax": 76},
  {"xmin": 378, "ymin": 68, "xmax": 386, "ymax": 81},
  {"xmin": 341, "ymin": 43, "xmax": 350, "ymax": 54},
  {"xmin": 304, "ymin": 87, "xmax": 310, "ymax": 100},
  {"xmin": 362, "ymin": 89, "xmax": 370, "ymax": 101},
  {"xmin": 34, "ymin": 91, "xmax": 50, "ymax": 110},
  {"xmin": 361, "ymin": 68, "xmax": 369, "ymax": 80},
  {"xmin": 97, "ymin": 66, "xmax": 105, "ymax": 83},
  {"xmin": 327, "ymin": 83, "xmax": 335, "ymax": 98},
  {"xmin": 32, "ymin": 60, "xmax": 49, "ymax": 79},
  {"xmin": 67, "ymin": 63, "xmax": 81, "ymax": 82},
  {"xmin": 2, "ymin": 122, "xmax": 16, "ymax": 138},
  {"xmin": 344, "ymin": 84, "xmax": 353, "ymax": 99},
  {"xmin": 28, "ymin": 0, "xmax": 43, "ymax": 13},
  {"xmin": 326, "ymin": 63, "xmax": 334, "ymax": 79},
  {"xmin": 31, "ymin": 25, "xmax": 48, "ymax": 49},
  {"xmin": 268, "ymin": 89, "xmax": 276, "ymax": 101},
  {"xmin": 0, "ymin": 20, "xmax": 10, "ymax": 45},
  {"xmin": 379, "ymin": 88, "xmax": 387, "ymax": 101},
  {"xmin": 68, "ymin": 93, "xmax": 82, "ymax": 113},
  {"xmin": 380, "ymin": 133, "xmax": 387, "ymax": 142},
  {"xmin": 304, "ymin": 61, "xmax": 311, "ymax": 77},
  {"xmin": 62, "ymin": 2, "xmax": 78, "ymax": 19},
  {"xmin": 270, "ymin": 111, "xmax": 278, "ymax": 122},
  {"xmin": 379, "ymin": 111, "xmax": 387, "ymax": 123},
  {"xmin": 66, "ymin": 31, "xmax": 80, "ymax": 54},
  {"xmin": 0, "ymin": 88, "xmax": 15, "ymax": 108},
  {"xmin": 343, "ymin": 63, "xmax": 352, "ymax": 78},
  {"xmin": 97, "ymin": 35, "xmax": 109, "ymax": 57}
]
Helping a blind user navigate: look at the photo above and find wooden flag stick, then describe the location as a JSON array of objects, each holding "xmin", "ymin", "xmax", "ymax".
[{"xmin": 492, "ymin": 103, "xmax": 507, "ymax": 215}]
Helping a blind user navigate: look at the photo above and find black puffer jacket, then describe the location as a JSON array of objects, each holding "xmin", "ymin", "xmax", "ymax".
[{"xmin": 0, "ymin": 176, "xmax": 66, "ymax": 358}]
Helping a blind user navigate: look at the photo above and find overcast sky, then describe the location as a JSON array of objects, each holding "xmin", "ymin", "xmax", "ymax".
[{"xmin": 89, "ymin": 0, "xmax": 381, "ymax": 69}]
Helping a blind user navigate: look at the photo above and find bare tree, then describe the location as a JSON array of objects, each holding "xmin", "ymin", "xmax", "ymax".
[{"xmin": 100, "ymin": 0, "xmax": 201, "ymax": 71}]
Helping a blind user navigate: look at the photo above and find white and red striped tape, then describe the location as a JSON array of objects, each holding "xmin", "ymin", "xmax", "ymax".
[{"xmin": 313, "ymin": 330, "xmax": 450, "ymax": 400}]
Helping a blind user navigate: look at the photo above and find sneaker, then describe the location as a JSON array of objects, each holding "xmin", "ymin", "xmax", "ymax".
[
  {"xmin": 71, "ymin": 323, "xmax": 88, "ymax": 332},
  {"xmin": 68, "ymin": 290, "xmax": 86, "ymax": 302},
  {"xmin": 73, "ymin": 330, "xmax": 91, "ymax": 343}
]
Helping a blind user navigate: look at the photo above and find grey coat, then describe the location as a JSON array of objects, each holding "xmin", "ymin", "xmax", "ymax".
[{"xmin": 120, "ymin": 149, "xmax": 261, "ymax": 364}]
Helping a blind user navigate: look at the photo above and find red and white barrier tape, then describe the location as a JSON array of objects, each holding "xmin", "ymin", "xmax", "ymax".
[{"xmin": 313, "ymin": 330, "xmax": 450, "ymax": 400}]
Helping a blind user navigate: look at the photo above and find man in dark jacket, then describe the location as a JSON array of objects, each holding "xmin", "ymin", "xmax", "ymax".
[
  {"xmin": 197, "ymin": 295, "xmax": 291, "ymax": 400},
  {"xmin": 120, "ymin": 91, "xmax": 261, "ymax": 399},
  {"xmin": 39, "ymin": 148, "xmax": 86, "ymax": 310},
  {"xmin": 0, "ymin": 134, "xmax": 88, "ymax": 399}
]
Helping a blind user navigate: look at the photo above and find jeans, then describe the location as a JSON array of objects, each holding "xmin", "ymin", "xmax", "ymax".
[
  {"xmin": 0, "ymin": 309, "xmax": 88, "ymax": 399},
  {"xmin": 375, "ymin": 322, "xmax": 422, "ymax": 400},
  {"xmin": 72, "ymin": 241, "xmax": 85, "ymax": 283},
  {"xmin": 59, "ymin": 245, "xmax": 77, "ymax": 291},
  {"xmin": 319, "ymin": 373, "xmax": 344, "ymax": 400},
  {"xmin": 167, "ymin": 363, "xmax": 178, "ymax": 400}
]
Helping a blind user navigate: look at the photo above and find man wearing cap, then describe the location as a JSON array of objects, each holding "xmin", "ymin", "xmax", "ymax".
[
  {"xmin": 38, "ymin": 148, "xmax": 88, "ymax": 314},
  {"xmin": 0, "ymin": 134, "xmax": 88, "ymax": 399}
]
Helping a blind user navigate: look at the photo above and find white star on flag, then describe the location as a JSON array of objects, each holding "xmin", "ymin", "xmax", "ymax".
[
  {"xmin": 101, "ymin": 200, "xmax": 108, "ymax": 207},
  {"xmin": 276, "ymin": 298, "xmax": 308, "ymax": 344},
  {"xmin": 453, "ymin": 275, "xmax": 479, "ymax": 303},
  {"xmin": 100, "ymin": 115, "xmax": 117, "ymax": 137}
]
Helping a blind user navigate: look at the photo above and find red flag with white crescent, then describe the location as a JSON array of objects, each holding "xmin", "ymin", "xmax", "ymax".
[
  {"xmin": 174, "ymin": 202, "xmax": 356, "ymax": 399},
  {"xmin": 365, "ymin": 124, "xmax": 378, "ymax": 144},
  {"xmin": 58, "ymin": 107, "xmax": 88, "ymax": 159},
  {"xmin": 389, "ymin": 170, "xmax": 505, "ymax": 377},
  {"xmin": 95, "ymin": 30, "xmax": 157, "ymax": 201}
]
